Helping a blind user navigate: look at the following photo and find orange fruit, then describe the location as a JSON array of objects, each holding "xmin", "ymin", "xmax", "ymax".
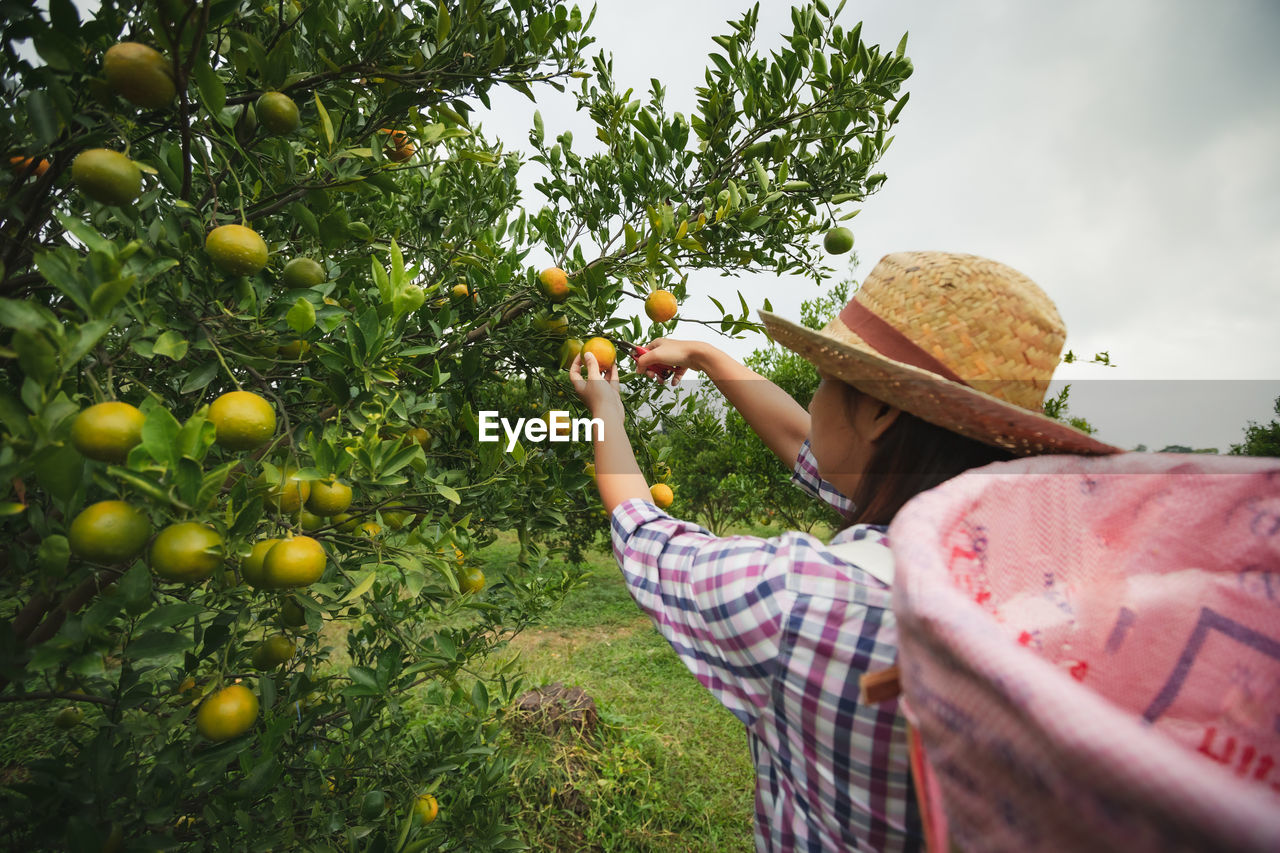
[
  {"xmin": 150, "ymin": 521, "xmax": 224, "ymax": 582},
  {"xmin": 250, "ymin": 634, "xmax": 295, "ymax": 669},
  {"xmin": 380, "ymin": 130, "xmax": 415, "ymax": 162},
  {"xmin": 256, "ymin": 91, "xmax": 299, "ymax": 134},
  {"xmin": 279, "ymin": 597, "xmax": 308, "ymax": 628},
  {"xmin": 277, "ymin": 339, "xmax": 309, "ymax": 360},
  {"xmin": 54, "ymin": 706, "xmax": 84, "ymax": 729},
  {"xmin": 650, "ymin": 483, "xmax": 674, "ymax": 509},
  {"xmin": 412, "ymin": 793, "xmax": 439, "ymax": 824},
  {"xmin": 644, "ymin": 290, "xmax": 678, "ymax": 323},
  {"xmin": 584, "ymin": 461, "xmax": 596, "ymax": 481},
  {"xmin": 195, "ymin": 684, "xmax": 258, "ymax": 741},
  {"xmin": 259, "ymin": 467, "xmax": 310, "ymax": 514},
  {"xmin": 240, "ymin": 538, "xmax": 279, "ymax": 588},
  {"xmin": 823, "ymin": 227, "xmax": 854, "ymax": 255},
  {"xmin": 459, "ymin": 566, "xmax": 485, "ymax": 594},
  {"xmin": 558, "ymin": 338, "xmax": 583, "ymax": 369},
  {"xmin": 406, "ymin": 427, "xmax": 431, "ymax": 448},
  {"xmin": 71, "ymin": 149, "xmax": 141, "ymax": 206},
  {"xmin": 387, "ymin": 143, "xmax": 415, "ymax": 162},
  {"xmin": 281, "ymin": 257, "xmax": 326, "ymax": 288},
  {"xmin": 70, "ymin": 401, "xmax": 145, "ymax": 463},
  {"xmin": 357, "ymin": 521, "xmax": 381, "ymax": 539},
  {"xmin": 68, "ymin": 501, "xmax": 151, "ymax": 564},
  {"xmin": 533, "ymin": 311, "xmax": 568, "ymax": 336},
  {"xmin": 330, "ymin": 513, "xmax": 358, "ymax": 533},
  {"xmin": 305, "ymin": 479, "xmax": 352, "ymax": 516},
  {"xmin": 263, "ymin": 536, "xmax": 326, "ymax": 587},
  {"xmin": 297, "ymin": 509, "xmax": 326, "ymax": 531},
  {"xmin": 206, "ymin": 224, "xmax": 268, "ymax": 276},
  {"xmin": 208, "ymin": 390, "xmax": 276, "ymax": 450},
  {"xmin": 8, "ymin": 156, "xmax": 50, "ymax": 177},
  {"xmin": 103, "ymin": 42, "xmax": 175, "ymax": 109},
  {"xmin": 381, "ymin": 502, "xmax": 412, "ymax": 530},
  {"xmin": 537, "ymin": 267, "xmax": 570, "ymax": 303},
  {"xmin": 581, "ymin": 337, "xmax": 617, "ymax": 372}
]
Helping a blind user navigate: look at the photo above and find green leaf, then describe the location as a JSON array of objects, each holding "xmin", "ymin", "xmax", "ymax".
[
  {"xmin": 136, "ymin": 603, "xmax": 204, "ymax": 634},
  {"xmin": 126, "ymin": 630, "xmax": 192, "ymax": 661},
  {"xmin": 66, "ymin": 320, "xmax": 112, "ymax": 366},
  {"xmin": 434, "ymin": 483, "xmax": 461, "ymax": 505},
  {"xmin": 341, "ymin": 571, "xmax": 377, "ymax": 603},
  {"xmin": 180, "ymin": 361, "xmax": 219, "ymax": 394},
  {"xmin": 887, "ymin": 91, "xmax": 910, "ymax": 123},
  {"xmin": 193, "ymin": 59, "xmax": 226, "ymax": 114},
  {"xmin": 153, "ymin": 330, "xmax": 189, "ymax": 361},
  {"xmin": 140, "ymin": 405, "xmax": 182, "ymax": 469},
  {"xmin": 436, "ymin": 2, "xmax": 452, "ymax": 46},
  {"xmin": 90, "ymin": 275, "xmax": 136, "ymax": 317},
  {"xmin": 26, "ymin": 90, "xmax": 58, "ymax": 146},
  {"xmin": 314, "ymin": 93, "xmax": 334, "ymax": 150},
  {"xmin": 286, "ymin": 297, "xmax": 317, "ymax": 334},
  {"xmin": 0, "ymin": 298, "xmax": 49, "ymax": 331}
]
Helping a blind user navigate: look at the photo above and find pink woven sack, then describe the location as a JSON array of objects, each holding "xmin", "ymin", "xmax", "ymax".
[{"xmin": 888, "ymin": 452, "xmax": 1280, "ymax": 852}]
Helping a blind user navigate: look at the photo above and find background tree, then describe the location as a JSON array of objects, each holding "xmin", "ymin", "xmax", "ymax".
[
  {"xmin": 1230, "ymin": 395, "xmax": 1280, "ymax": 457},
  {"xmin": 0, "ymin": 0, "xmax": 912, "ymax": 848}
]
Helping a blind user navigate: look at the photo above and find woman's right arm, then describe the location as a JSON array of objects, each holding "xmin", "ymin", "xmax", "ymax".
[{"xmin": 636, "ymin": 339, "xmax": 810, "ymax": 467}]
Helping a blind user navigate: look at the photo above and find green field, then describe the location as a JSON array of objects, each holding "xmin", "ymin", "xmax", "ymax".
[{"xmin": 475, "ymin": 531, "xmax": 756, "ymax": 852}]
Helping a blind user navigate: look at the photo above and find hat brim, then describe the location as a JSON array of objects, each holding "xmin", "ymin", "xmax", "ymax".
[{"xmin": 759, "ymin": 310, "xmax": 1121, "ymax": 457}]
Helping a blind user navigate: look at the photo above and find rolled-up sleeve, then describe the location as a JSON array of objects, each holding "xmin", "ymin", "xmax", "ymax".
[
  {"xmin": 611, "ymin": 498, "xmax": 825, "ymax": 726},
  {"xmin": 790, "ymin": 438, "xmax": 853, "ymax": 515}
]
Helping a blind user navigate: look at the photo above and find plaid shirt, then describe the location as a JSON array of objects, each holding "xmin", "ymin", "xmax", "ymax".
[{"xmin": 611, "ymin": 441, "xmax": 922, "ymax": 852}]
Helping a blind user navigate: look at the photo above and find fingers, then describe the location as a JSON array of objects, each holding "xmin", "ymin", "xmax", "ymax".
[{"xmin": 568, "ymin": 354, "xmax": 587, "ymax": 393}]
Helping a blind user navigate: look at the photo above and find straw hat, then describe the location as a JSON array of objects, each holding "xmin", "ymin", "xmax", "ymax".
[{"xmin": 759, "ymin": 251, "xmax": 1120, "ymax": 456}]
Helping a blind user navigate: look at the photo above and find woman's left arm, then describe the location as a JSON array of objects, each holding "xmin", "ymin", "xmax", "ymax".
[{"xmin": 568, "ymin": 350, "xmax": 652, "ymax": 512}]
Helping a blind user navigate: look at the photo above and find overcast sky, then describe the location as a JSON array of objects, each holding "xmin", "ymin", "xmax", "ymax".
[{"xmin": 478, "ymin": 0, "xmax": 1280, "ymax": 451}]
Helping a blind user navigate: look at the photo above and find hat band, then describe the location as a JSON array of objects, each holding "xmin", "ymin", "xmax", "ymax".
[{"xmin": 839, "ymin": 299, "xmax": 969, "ymax": 386}]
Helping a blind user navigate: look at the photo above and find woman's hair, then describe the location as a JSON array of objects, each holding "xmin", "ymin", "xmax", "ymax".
[{"xmin": 842, "ymin": 400, "xmax": 1016, "ymax": 528}]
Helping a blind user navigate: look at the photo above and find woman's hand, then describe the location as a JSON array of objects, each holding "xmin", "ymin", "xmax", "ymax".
[
  {"xmin": 635, "ymin": 338, "xmax": 708, "ymax": 385},
  {"xmin": 568, "ymin": 351, "xmax": 622, "ymax": 417}
]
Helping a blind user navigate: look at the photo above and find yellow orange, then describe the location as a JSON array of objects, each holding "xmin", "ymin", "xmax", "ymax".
[
  {"xmin": 537, "ymin": 267, "xmax": 570, "ymax": 303},
  {"xmin": 581, "ymin": 337, "xmax": 617, "ymax": 372},
  {"xmin": 644, "ymin": 290, "xmax": 678, "ymax": 323}
]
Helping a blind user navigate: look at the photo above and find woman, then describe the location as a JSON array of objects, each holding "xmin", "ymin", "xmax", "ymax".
[{"xmin": 568, "ymin": 251, "xmax": 1118, "ymax": 852}]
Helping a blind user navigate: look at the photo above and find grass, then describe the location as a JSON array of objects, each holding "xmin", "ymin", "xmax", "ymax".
[{"xmin": 475, "ymin": 531, "xmax": 758, "ymax": 852}]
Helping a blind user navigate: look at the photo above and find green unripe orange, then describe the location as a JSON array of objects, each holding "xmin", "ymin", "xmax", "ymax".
[
  {"xmin": 282, "ymin": 257, "xmax": 326, "ymax": 288},
  {"xmin": 206, "ymin": 224, "xmax": 269, "ymax": 276},
  {"xmin": 263, "ymin": 536, "xmax": 326, "ymax": 588},
  {"xmin": 70, "ymin": 401, "xmax": 145, "ymax": 463},
  {"xmin": 823, "ymin": 227, "xmax": 854, "ymax": 255},
  {"xmin": 256, "ymin": 92, "xmax": 300, "ymax": 134},
  {"xmin": 149, "ymin": 522, "xmax": 225, "ymax": 582},
  {"xmin": 208, "ymin": 390, "xmax": 276, "ymax": 451},
  {"xmin": 241, "ymin": 538, "xmax": 280, "ymax": 588},
  {"xmin": 195, "ymin": 684, "xmax": 258, "ymax": 741},
  {"xmin": 68, "ymin": 501, "xmax": 151, "ymax": 564},
  {"xmin": 103, "ymin": 42, "xmax": 175, "ymax": 109},
  {"xmin": 71, "ymin": 149, "xmax": 142, "ymax": 206},
  {"xmin": 305, "ymin": 480, "xmax": 352, "ymax": 516}
]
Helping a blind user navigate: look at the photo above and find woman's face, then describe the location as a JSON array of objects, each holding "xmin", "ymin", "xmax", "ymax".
[{"xmin": 808, "ymin": 376, "xmax": 899, "ymax": 496}]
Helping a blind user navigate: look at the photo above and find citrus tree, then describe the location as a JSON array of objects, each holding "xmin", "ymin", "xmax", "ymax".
[{"xmin": 0, "ymin": 0, "xmax": 912, "ymax": 847}]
